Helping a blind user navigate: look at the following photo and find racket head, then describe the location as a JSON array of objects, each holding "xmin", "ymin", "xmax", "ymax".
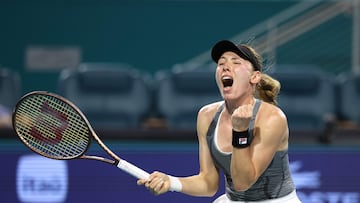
[{"xmin": 12, "ymin": 91, "xmax": 92, "ymax": 160}]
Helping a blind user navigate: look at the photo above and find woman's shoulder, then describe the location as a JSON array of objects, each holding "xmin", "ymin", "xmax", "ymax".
[
  {"xmin": 258, "ymin": 101, "xmax": 289, "ymax": 149},
  {"xmin": 198, "ymin": 101, "xmax": 224, "ymax": 117},
  {"xmin": 196, "ymin": 101, "xmax": 223, "ymax": 135},
  {"xmin": 258, "ymin": 100, "xmax": 287, "ymax": 123}
]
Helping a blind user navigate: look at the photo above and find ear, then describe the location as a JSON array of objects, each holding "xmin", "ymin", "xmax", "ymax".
[{"xmin": 250, "ymin": 71, "xmax": 261, "ymax": 84}]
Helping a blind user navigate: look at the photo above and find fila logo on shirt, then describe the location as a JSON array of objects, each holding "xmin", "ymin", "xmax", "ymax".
[{"xmin": 238, "ymin": 137, "xmax": 248, "ymax": 145}]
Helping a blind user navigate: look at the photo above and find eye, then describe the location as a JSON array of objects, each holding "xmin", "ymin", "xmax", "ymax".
[
  {"xmin": 233, "ymin": 60, "xmax": 242, "ymax": 65},
  {"xmin": 218, "ymin": 60, "xmax": 225, "ymax": 66}
]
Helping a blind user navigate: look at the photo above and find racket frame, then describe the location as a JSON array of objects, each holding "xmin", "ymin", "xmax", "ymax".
[
  {"xmin": 12, "ymin": 91, "xmax": 120, "ymax": 164},
  {"xmin": 13, "ymin": 91, "xmax": 150, "ymax": 179}
]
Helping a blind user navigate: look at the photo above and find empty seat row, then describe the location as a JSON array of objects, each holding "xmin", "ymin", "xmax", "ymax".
[
  {"xmin": 57, "ymin": 63, "xmax": 152, "ymax": 130},
  {"xmin": 1, "ymin": 64, "xmax": 359, "ymax": 133},
  {"xmin": 0, "ymin": 67, "xmax": 21, "ymax": 128},
  {"xmin": 56, "ymin": 63, "xmax": 222, "ymax": 130},
  {"xmin": 55, "ymin": 63, "xmax": 360, "ymax": 133},
  {"xmin": 337, "ymin": 72, "xmax": 360, "ymax": 125},
  {"xmin": 155, "ymin": 68, "xmax": 221, "ymax": 129},
  {"xmin": 0, "ymin": 67, "xmax": 21, "ymax": 110},
  {"xmin": 270, "ymin": 65, "xmax": 337, "ymax": 131}
]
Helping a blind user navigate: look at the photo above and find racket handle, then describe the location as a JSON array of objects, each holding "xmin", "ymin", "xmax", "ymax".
[{"xmin": 117, "ymin": 159, "xmax": 150, "ymax": 180}]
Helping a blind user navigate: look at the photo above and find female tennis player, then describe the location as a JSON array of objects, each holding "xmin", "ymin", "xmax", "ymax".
[{"xmin": 138, "ymin": 40, "xmax": 302, "ymax": 203}]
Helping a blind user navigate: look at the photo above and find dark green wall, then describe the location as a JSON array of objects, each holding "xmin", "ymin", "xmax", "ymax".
[{"xmin": 0, "ymin": 0, "xmax": 295, "ymax": 94}]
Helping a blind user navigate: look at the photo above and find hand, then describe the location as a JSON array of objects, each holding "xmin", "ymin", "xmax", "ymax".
[
  {"xmin": 231, "ymin": 103, "xmax": 254, "ymax": 131},
  {"xmin": 137, "ymin": 171, "xmax": 171, "ymax": 195}
]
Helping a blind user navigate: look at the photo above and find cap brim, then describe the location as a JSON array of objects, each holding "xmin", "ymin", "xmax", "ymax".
[{"xmin": 211, "ymin": 40, "xmax": 248, "ymax": 63}]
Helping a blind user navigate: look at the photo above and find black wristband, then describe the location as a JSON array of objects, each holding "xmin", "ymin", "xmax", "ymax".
[{"xmin": 232, "ymin": 129, "xmax": 251, "ymax": 148}]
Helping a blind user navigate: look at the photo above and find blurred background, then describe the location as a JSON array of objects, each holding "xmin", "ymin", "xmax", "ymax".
[{"xmin": 1, "ymin": 0, "xmax": 360, "ymax": 202}]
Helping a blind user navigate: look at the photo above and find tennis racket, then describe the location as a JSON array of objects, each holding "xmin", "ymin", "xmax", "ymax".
[{"xmin": 12, "ymin": 91, "xmax": 150, "ymax": 180}]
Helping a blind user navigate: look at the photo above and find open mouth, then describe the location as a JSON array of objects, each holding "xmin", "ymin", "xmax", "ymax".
[{"xmin": 222, "ymin": 76, "xmax": 233, "ymax": 88}]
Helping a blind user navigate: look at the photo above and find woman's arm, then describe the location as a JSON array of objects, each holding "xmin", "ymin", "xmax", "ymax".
[
  {"xmin": 230, "ymin": 103, "xmax": 288, "ymax": 191},
  {"xmin": 137, "ymin": 103, "xmax": 221, "ymax": 197}
]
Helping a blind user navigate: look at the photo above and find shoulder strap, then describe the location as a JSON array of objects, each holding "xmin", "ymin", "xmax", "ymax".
[
  {"xmin": 249, "ymin": 99, "xmax": 262, "ymax": 132},
  {"xmin": 206, "ymin": 103, "xmax": 224, "ymax": 137}
]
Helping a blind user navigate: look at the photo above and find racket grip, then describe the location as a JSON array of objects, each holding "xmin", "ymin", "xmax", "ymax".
[{"xmin": 117, "ymin": 159, "xmax": 150, "ymax": 180}]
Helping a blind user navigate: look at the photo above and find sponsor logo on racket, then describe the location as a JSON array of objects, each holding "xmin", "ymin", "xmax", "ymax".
[{"xmin": 30, "ymin": 102, "xmax": 68, "ymax": 144}]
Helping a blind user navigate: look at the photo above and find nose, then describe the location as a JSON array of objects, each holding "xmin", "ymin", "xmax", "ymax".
[{"xmin": 221, "ymin": 64, "xmax": 230, "ymax": 72}]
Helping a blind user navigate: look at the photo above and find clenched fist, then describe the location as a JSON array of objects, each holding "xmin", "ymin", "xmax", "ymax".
[{"xmin": 231, "ymin": 103, "xmax": 254, "ymax": 131}]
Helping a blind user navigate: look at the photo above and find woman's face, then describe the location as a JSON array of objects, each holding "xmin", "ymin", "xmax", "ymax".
[{"xmin": 215, "ymin": 51, "xmax": 254, "ymax": 101}]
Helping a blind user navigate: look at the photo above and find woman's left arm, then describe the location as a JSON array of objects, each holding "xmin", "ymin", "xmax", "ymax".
[{"xmin": 230, "ymin": 105, "xmax": 288, "ymax": 191}]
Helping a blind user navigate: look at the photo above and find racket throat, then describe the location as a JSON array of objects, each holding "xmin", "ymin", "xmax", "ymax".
[{"xmin": 80, "ymin": 155, "xmax": 117, "ymax": 165}]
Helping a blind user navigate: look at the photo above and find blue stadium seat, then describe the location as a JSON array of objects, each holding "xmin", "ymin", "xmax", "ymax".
[
  {"xmin": 338, "ymin": 73, "xmax": 360, "ymax": 125},
  {"xmin": 57, "ymin": 63, "xmax": 152, "ymax": 130},
  {"xmin": 155, "ymin": 67, "xmax": 221, "ymax": 130},
  {"xmin": 270, "ymin": 65, "xmax": 336, "ymax": 131},
  {"xmin": 0, "ymin": 67, "xmax": 21, "ymax": 110}
]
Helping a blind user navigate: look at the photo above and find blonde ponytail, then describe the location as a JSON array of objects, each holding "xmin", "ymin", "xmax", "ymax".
[{"xmin": 255, "ymin": 73, "xmax": 280, "ymax": 105}]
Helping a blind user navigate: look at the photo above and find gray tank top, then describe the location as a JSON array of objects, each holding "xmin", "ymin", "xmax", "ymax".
[{"xmin": 206, "ymin": 100, "xmax": 295, "ymax": 201}]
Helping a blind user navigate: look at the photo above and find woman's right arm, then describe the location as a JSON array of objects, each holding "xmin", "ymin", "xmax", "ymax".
[
  {"xmin": 179, "ymin": 103, "xmax": 221, "ymax": 196},
  {"xmin": 138, "ymin": 103, "xmax": 221, "ymax": 197}
]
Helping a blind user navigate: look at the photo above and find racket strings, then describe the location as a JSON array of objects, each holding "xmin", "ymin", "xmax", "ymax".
[
  {"xmin": 17, "ymin": 97, "xmax": 72, "ymax": 156},
  {"xmin": 15, "ymin": 94, "xmax": 91, "ymax": 159},
  {"xmin": 19, "ymin": 96, "xmax": 87, "ymax": 157}
]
